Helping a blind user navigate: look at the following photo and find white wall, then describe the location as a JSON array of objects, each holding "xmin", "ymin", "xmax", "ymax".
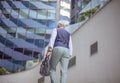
[{"xmin": 68, "ymin": 0, "xmax": 120, "ymax": 83}]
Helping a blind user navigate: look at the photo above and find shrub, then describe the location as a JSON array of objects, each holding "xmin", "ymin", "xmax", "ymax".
[{"xmin": 0, "ymin": 67, "xmax": 9, "ymax": 75}]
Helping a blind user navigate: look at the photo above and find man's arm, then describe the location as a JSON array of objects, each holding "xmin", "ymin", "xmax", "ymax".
[{"xmin": 46, "ymin": 28, "xmax": 57, "ymax": 57}]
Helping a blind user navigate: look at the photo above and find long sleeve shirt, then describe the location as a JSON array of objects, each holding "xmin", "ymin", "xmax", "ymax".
[{"xmin": 48, "ymin": 28, "xmax": 73, "ymax": 56}]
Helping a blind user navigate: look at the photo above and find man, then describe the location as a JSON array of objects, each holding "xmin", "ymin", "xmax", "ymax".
[{"xmin": 46, "ymin": 20, "xmax": 73, "ymax": 83}]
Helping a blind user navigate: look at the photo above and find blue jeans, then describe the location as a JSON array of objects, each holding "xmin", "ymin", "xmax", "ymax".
[{"xmin": 50, "ymin": 46, "xmax": 70, "ymax": 83}]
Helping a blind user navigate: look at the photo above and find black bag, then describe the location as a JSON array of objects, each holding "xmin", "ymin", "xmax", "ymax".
[{"xmin": 40, "ymin": 57, "xmax": 50, "ymax": 76}]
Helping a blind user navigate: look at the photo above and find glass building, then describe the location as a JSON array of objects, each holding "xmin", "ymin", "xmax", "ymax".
[
  {"xmin": 70, "ymin": 0, "xmax": 110, "ymax": 24},
  {"xmin": 59, "ymin": 0, "xmax": 71, "ymax": 24},
  {"xmin": 0, "ymin": 0, "xmax": 57, "ymax": 73}
]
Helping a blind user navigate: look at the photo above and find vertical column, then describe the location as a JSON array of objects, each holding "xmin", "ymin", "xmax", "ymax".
[{"xmin": 56, "ymin": 0, "xmax": 60, "ymax": 26}]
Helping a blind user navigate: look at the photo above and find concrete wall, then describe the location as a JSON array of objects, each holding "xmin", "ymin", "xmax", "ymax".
[{"xmin": 68, "ymin": 0, "xmax": 120, "ymax": 83}]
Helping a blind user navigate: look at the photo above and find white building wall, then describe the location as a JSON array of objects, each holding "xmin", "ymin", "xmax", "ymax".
[{"xmin": 68, "ymin": 0, "xmax": 120, "ymax": 83}]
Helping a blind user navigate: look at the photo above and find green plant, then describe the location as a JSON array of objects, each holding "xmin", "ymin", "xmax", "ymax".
[
  {"xmin": 0, "ymin": 67, "xmax": 8, "ymax": 75},
  {"xmin": 33, "ymin": 59, "xmax": 39, "ymax": 63},
  {"xmin": 79, "ymin": 13, "xmax": 86, "ymax": 21},
  {"xmin": 79, "ymin": 7, "xmax": 98, "ymax": 22}
]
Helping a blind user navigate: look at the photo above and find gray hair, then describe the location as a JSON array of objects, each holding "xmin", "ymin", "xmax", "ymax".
[{"xmin": 57, "ymin": 20, "xmax": 65, "ymax": 26}]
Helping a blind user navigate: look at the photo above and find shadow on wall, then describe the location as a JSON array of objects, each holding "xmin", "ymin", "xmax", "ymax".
[
  {"xmin": 38, "ymin": 76, "xmax": 45, "ymax": 83},
  {"xmin": 68, "ymin": 56, "xmax": 76, "ymax": 69}
]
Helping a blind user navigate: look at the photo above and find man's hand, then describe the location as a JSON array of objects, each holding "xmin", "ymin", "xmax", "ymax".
[
  {"xmin": 46, "ymin": 46, "xmax": 52, "ymax": 58},
  {"xmin": 46, "ymin": 51, "xmax": 51, "ymax": 58}
]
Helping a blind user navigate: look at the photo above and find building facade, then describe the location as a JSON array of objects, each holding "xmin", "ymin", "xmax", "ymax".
[
  {"xmin": 70, "ymin": 0, "xmax": 110, "ymax": 24},
  {"xmin": 0, "ymin": 0, "xmax": 57, "ymax": 74}
]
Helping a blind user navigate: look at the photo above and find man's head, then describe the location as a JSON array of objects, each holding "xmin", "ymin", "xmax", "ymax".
[{"xmin": 57, "ymin": 20, "xmax": 65, "ymax": 28}]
